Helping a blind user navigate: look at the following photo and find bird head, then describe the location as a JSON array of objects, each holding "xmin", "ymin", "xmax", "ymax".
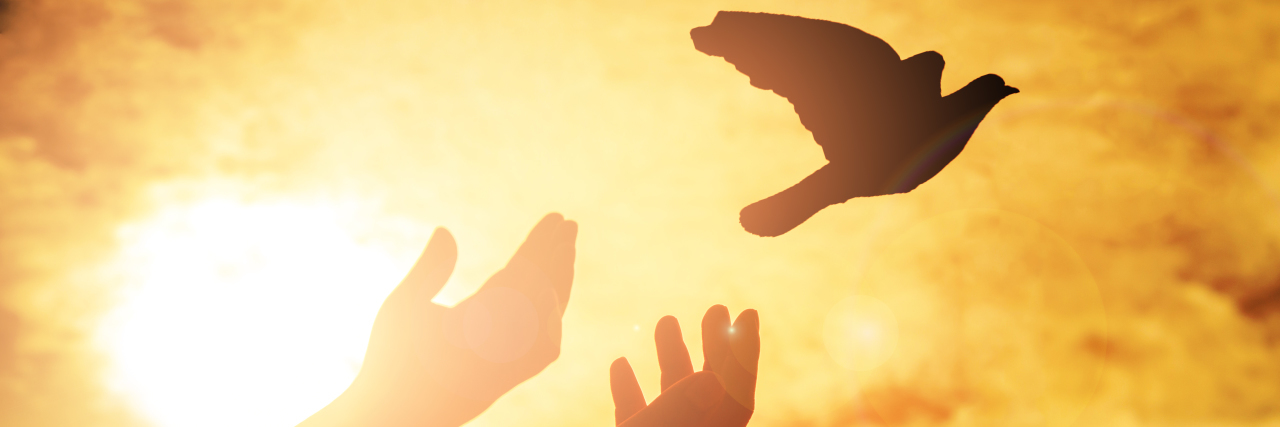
[
  {"xmin": 690, "ymin": 11, "xmax": 749, "ymax": 58},
  {"xmin": 949, "ymin": 74, "xmax": 1019, "ymax": 108}
]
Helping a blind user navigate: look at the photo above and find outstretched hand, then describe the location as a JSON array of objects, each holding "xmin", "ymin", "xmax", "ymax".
[
  {"xmin": 610, "ymin": 306, "xmax": 760, "ymax": 427},
  {"xmin": 300, "ymin": 213, "xmax": 577, "ymax": 427}
]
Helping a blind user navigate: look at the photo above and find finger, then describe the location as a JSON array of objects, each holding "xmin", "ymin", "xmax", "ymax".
[
  {"xmin": 729, "ymin": 310, "xmax": 761, "ymax": 375},
  {"xmin": 509, "ymin": 213, "xmax": 564, "ymax": 270},
  {"xmin": 724, "ymin": 309, "xmax": 760, "ymax": 411},
  {"xmin": 655, "ymin": 316, "xmax": 694, "ymax": 391},
  {"xmin": 394, "ymin": 227, "xmax": 457, "ymax": 301},
  {"xmin": 547, "ymin": 220, "xmax": 577, "ymax": 310},
  {"xmin": 493, "ymin": 213, "xmax": 563, "ymax": 299},
  {"xmin": 610, "ymin": 357, "xmax": 647, "ymax": 426},
  {"xmin": 701, "ymin": 305, "xmax": 731, "ymax": 373},
  {"xmin": 619, "ymin": 371, "xmax": 723, "ymax": 427},
  {"xmin": 530, "ymin": 288, "xmax": 563, "ymax": 364}
]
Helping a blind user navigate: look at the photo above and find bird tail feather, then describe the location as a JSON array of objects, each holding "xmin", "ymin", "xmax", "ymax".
[{"xmin": 740, "ymin": 163, "xmax": 853, "ymax": 237}]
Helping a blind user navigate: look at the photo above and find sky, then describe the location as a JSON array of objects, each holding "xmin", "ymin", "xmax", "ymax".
[{"xmin": 1, "ymin": 0, "xmax": 1280, "ymax": 426}]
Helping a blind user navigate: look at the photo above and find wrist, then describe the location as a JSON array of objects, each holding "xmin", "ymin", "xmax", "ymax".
[
  {"xmin": 299, "ymin": 373, "xmax": 493, "ymax": 427},
  {"xmin": 296, "ymin": 376, "xmax": 435, "ymax": 427}
]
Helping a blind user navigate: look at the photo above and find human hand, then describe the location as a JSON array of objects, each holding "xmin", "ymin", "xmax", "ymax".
[
  {"xmin": 300, "ymin": 213, "xmax": 577, "ymax": 427},
  {"xmin": 610, "ymin": 306, "xmax": 760, "ymax": 427}
]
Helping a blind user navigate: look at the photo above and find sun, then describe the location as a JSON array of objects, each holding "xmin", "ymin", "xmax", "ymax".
[{"xmin": 95, "ymin": 197, "xmax": 421, "ymax": 427}]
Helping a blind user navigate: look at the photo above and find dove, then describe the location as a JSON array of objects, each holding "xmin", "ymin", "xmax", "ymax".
[{"xmin": 692, "ymin": 11, "xmax": 1019, "ymax": 237}]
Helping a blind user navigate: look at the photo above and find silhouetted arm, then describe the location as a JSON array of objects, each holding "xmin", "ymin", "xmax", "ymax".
[
  {"xmin": 611, "ymin": 306, "xmax": 760, "ymax": 427},
  {"xmin": 297, "ymin": 214, "xmax": 577, "ymax": 427}
]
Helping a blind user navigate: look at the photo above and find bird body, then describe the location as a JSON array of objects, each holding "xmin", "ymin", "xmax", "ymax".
[{"xmin": 692, "ymin": 11, "xmax": 1019, "ymax": 237}]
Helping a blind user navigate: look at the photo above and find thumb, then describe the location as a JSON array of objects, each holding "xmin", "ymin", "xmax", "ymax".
[
  {"xmin": 395, "ymin": 227, "xmax": 457, "ymax": 301},
  {"xmin": 610, "ymin": 358, "xmax": 646, "ymax": 426}
]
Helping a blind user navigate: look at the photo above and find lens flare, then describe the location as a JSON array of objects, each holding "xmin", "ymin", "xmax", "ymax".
[{"xmin": 824, "ymin": 295, "xmax": 899, "ymax": 372}]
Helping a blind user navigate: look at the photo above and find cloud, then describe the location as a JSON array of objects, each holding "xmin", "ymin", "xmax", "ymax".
[{"xmin": 1, "ymin": 1, "xmax": 1278, "ymax": 426}]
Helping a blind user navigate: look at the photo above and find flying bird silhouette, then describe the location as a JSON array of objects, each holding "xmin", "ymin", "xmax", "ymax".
[{"xmin": 691, "ymin": 11, "xmax": 1019, "ymax": 237}]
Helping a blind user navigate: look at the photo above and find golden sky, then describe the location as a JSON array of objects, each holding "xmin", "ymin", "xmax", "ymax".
[{"xmin": 2, "ymin": 1, "xmax": 1279, "ymax": 426}]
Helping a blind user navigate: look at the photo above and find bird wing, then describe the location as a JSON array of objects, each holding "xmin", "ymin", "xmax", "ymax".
[{"xmin": 691, "ymin": 11, "xmax": 904, "ymax": 152}]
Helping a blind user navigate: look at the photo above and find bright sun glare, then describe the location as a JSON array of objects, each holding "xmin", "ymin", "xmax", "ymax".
[{"xmin": 95, "ymin": 197, "xmax": 416, "ymax": 427}]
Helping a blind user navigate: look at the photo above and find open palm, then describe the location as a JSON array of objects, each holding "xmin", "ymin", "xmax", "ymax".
[
  {"xmin": 610, "ymin": 306, "xmax": 760, "ymax": 427},
  {"xmin": 301, "ymin": 213, "xmax": 577, "ymax": 427}
]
